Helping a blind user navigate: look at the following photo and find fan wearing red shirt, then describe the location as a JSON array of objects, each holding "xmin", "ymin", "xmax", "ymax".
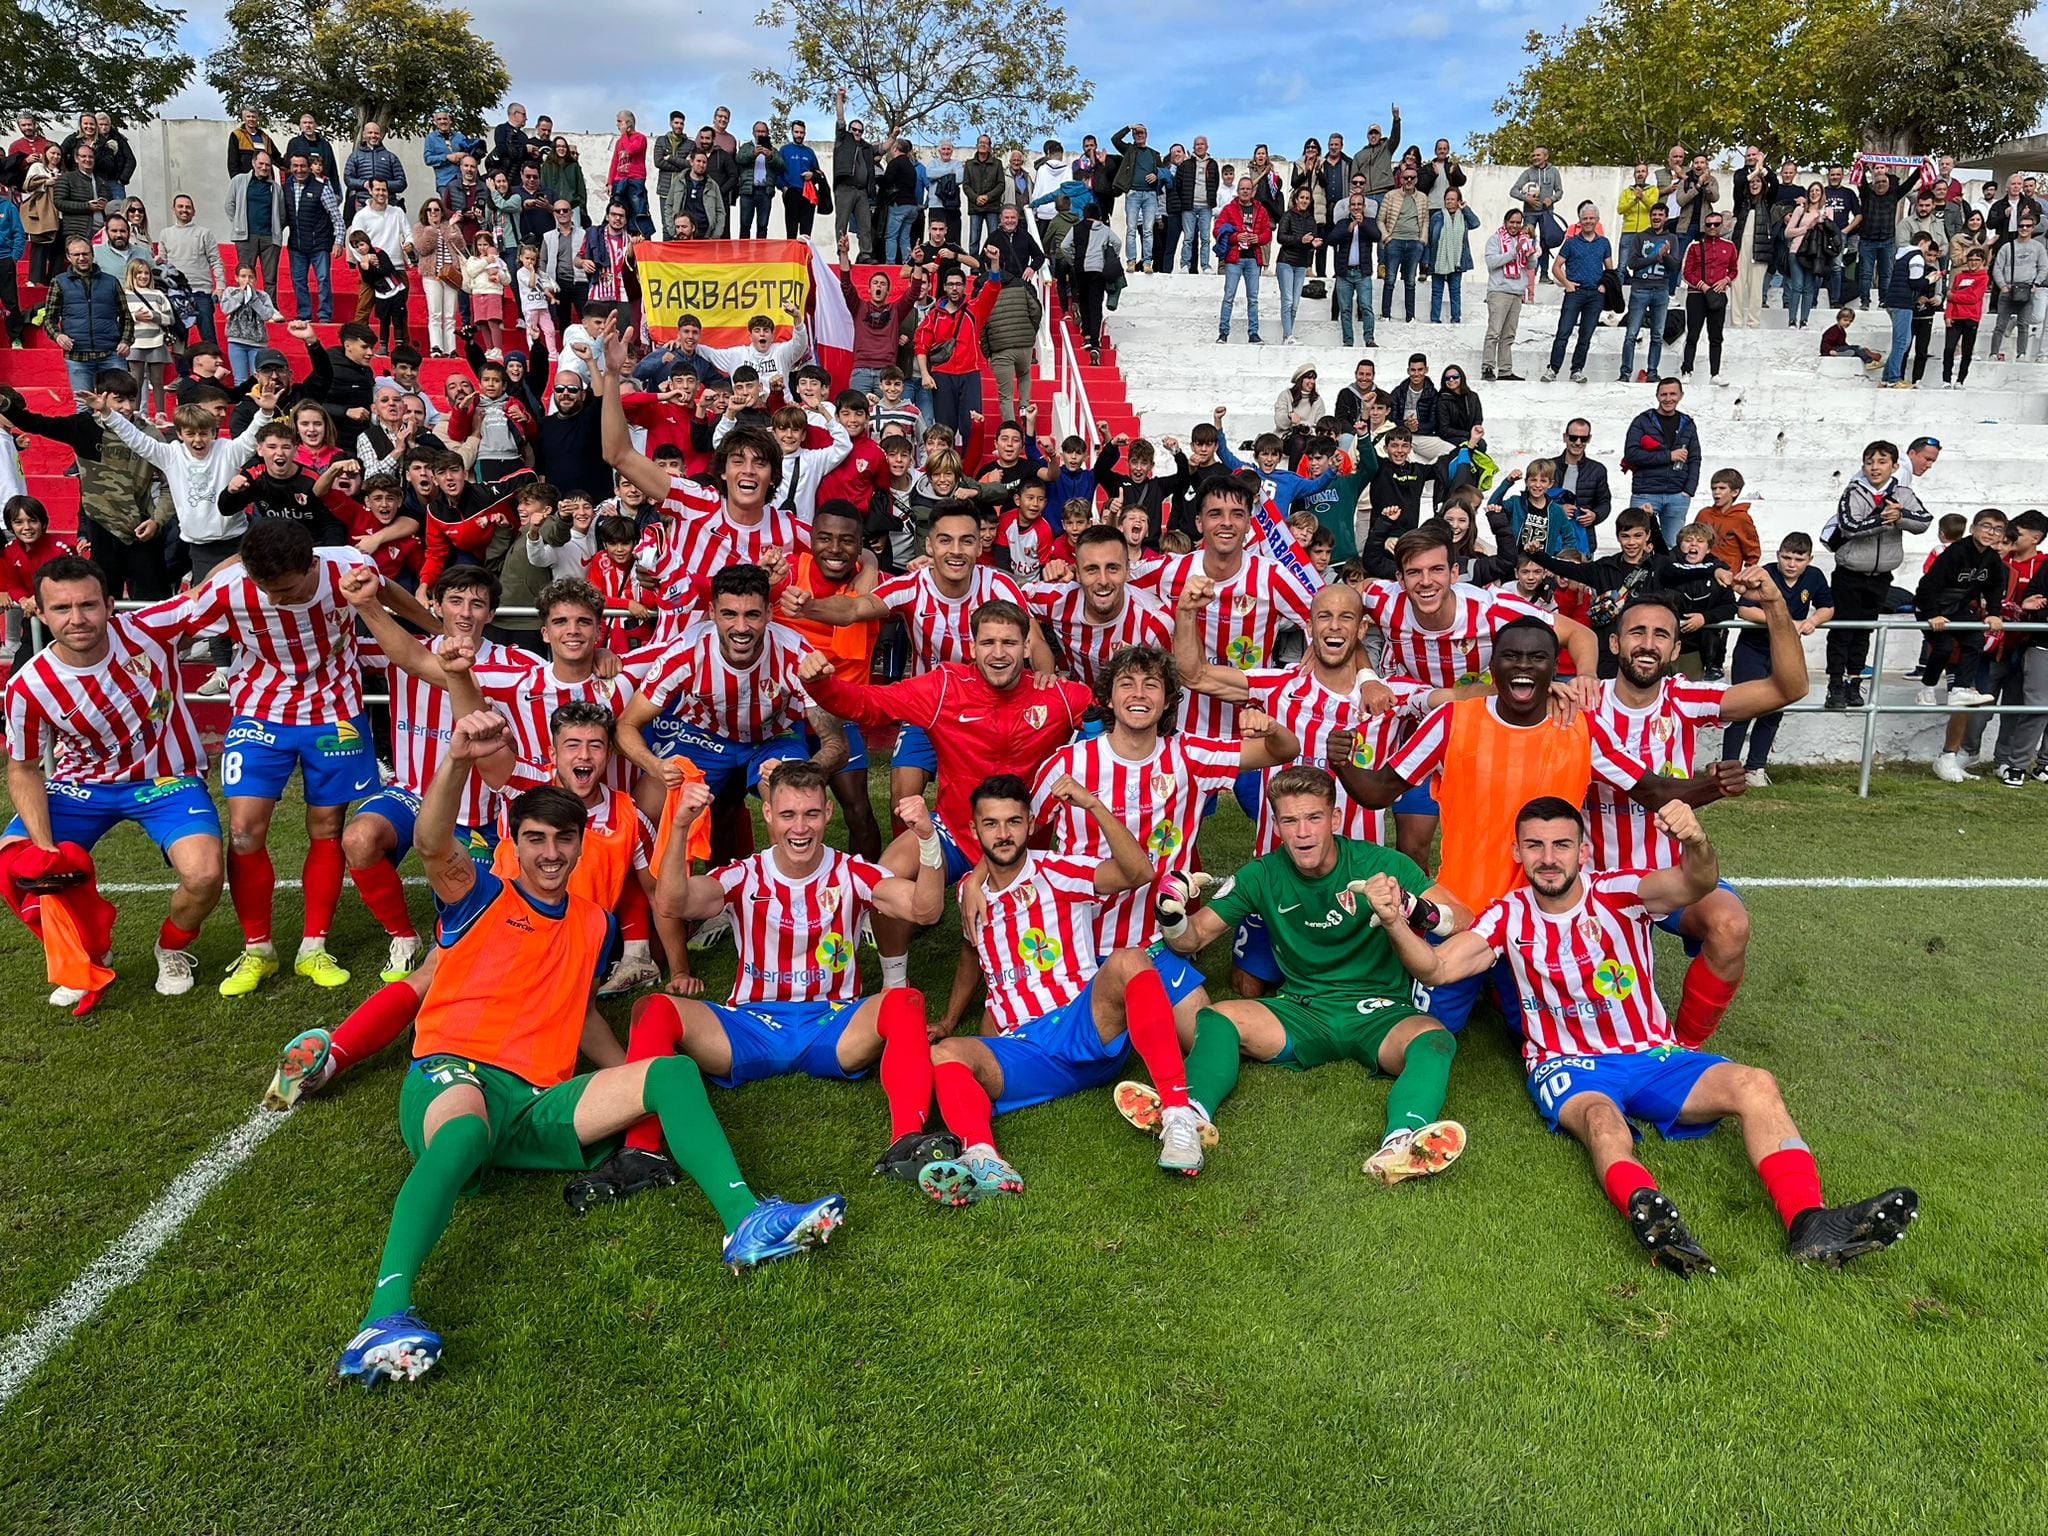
[
  {"xmin": 816, "ymin": 390, "xmax": 893, "ymax": 525},
  {"xmin": 323, "ymin": 471, "xmax": 425, "ymax": 581},
  {"xmin": 1381, "ymin": 795, "xmax": 1917, "ymax": 1278},
  {"xmin": 798, "ymin": 597, "xmax": 1091, "ymax": 991}
]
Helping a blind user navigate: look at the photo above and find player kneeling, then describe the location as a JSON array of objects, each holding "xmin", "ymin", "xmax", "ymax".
[
  {"xmin": 565, "ymin": 761, "xmax": 957, "ymax": 1211},
  {"xmin": 337, "ymin": 713, "xmax": 844, "ymax": 1387},
  {"xmin": 1378, "ymin": 796, "xmax": 1917, "ymax": 1277},
  {"xmin": 1148, "ymin": 766, "xmax": 1471, "ymax": 1183}
]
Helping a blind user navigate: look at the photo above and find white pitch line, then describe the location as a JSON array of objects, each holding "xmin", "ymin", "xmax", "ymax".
[
  {"xmin": 92, "ymin": 876, "xmax": 2048, "ymax": 894},
  {"xmin": 0, "ymin": 1104, "xmax": 286, "ymax": 1410}
]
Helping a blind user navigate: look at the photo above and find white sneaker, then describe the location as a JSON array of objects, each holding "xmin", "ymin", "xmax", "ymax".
[
  {"xmin": 195, "ymin": 667, "xmax": 229, "ymax": 697},
  {"xmin": 597, "ymin": 953, "xmax": 661, "ymax": 996},
  {"xmin": 1915, "ymin": 686, "xmax": 1939, "ymax": 706},
  {"xmin": 1933, "ymin": 752, "xmax": 1974, "ymax": 783},
  {"xmin": 1744, "ymin": 768, "xmax": 1771, "ymax": 788},
  {"xmin": 1157, "ymin": 1104, "xmax": 1215, "ymax": 1177},
  {"xmin": 380, "ymin": 933, "xmax": 419, "ymax": 983},
  {"xmin": 1540, "ymin": 367, "xmax": 1558, "ymax": 382},
  {"xmin": 1569, "ymin": 370, "xmax": 1587, "ymax": 383},
  {"xmin": 49, "ymin": 984, "xmax": 88, "ymax": 1007},
  {"xmin": 154, "ymin": 943, "xmax": 199, "ymax": 996},
  {"xmin": 1948, "ymin": 687, "xmax": 1996, "ymax": 707},
  {"xmin": 687, "ymin": 907, "xmax": 733, "ymax": 952}
]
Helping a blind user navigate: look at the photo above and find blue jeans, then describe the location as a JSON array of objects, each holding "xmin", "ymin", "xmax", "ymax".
[
  {"xmin": 1634, "ymin": 492, "xmax": 1692, "ymax": 548},
  {"xmin": 1547, "ymin": 287, "xmax": 1602, "ymax": 373},
  {"xmin": 1381, "ymin": 238, "xmax": 1425, "ymax": 319},
  {"xmin": 1181, "ymin": 207, "xmax": 1213, "ymax": 271},
  {"xmin": 969, "ymin": 210, "xmax": 995, "ymax": 254},
  {"xmin": 188, "ymin": 292, "xmax": 218, "ymax": 347},
  {"xmin": 229, "ymin": 341, "xmax": 262, "ymax": 382},
  {"xmin": 1786, "ymin": 263, "xmax": 1819, "ymax": 327},
  {"xmin": 1219, "ymin": 259, "xmax": 1261, "ymax": 338},
  {"xmin": 1276, "ymin": 262, "xmax": 1306, "ymax": 337},
  {"xmin": 1882, "ymin": 306, "xmax": 1913, "ymax": 383},
  {"xmin": 1125, "ymin": 188, "xmax": 1159, "ymax": 265},
  {"xmin": 1334, "ymin": 270, "xmax": 1374, "ymax": 345},
  {"xmin": 64, "ymin": 358, "xmax": 103, "ymax": 401},
  {"xmin": 1429, "ymin": 271, "xmax": 1465, "ymax": 323},
  {"xmin": 1620, "ymin": 285, "xmax": 1669, "ymax": 377},
  {"xmin": 1665, "ymin": 231, "xmax": 1693, "ymax": 295},
  {"xmin": 849, "ymin": 366, "xmax": 883, "ymax": 396},
  {"xmin": 736, "ymin": 186, "xmax": 774, "ymax": 239},
  {"xmin": 885, "ymin": 203, "xmax": 916, "ymax": 263},
  {"xmin": 287, "ymin": 245, "xmax": 333, "ymax": 321},
  {"xmin": 1859, "ymin": 240, "xmax": 1895, "ymax": 305},
  {"xmin": 611, "ymin": 177, "xmax": 653, "ymax": 238}
]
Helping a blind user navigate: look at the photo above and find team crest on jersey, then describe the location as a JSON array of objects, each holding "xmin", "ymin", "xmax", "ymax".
[
  {"xmin": 124, "ymin": 655, "xmax": 152, "ymax": 679},
  {"xmin": 1651, "ymin": 715, "xmax": 1676, "ymax": 742},
  {"xmin": 1336, "ymin": 889, "xmax": 1356, "ymax": 914},
  {"xmin": 814, "ymin": 932, "xmax": 853, "ymax": 972},
  {"xmin": 1146, "ymin": 823, "xmax": 1182, "ymax": 857},
  {"xmin": 1226, "ymin": 636, "xmax": 1263, "ymax": 666},
  {"xmin": 1018, "ymin": 927, "xmax": 1062, "ymax": 971},
  {"xmin": 1591, "ymin": 959, "xmax": 1637, "ymax": 999},
  {"xmin": 1233, "ymin": 591, "xmax": 1256, "ymax": 616},
  {"xmin": 1576, "ymin": 914, "xmax": 1602, "ymax": 944},
  {"xmin": 819, "ymin": 886, "xmax": 842, "ymax": 916},
  {"xmin": 1023, "ymin": 705, "xmax": 1048, "ymax": 729},
  {"xmin": 1150, "ymin": 772, "xmax": 1177, "ymax": 803}
]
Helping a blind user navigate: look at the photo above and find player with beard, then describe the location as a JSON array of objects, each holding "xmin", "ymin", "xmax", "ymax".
[
  {"xmin": 779, "ymin": 500, "xmax": 885, "ymax": 859},
  {"xmin": 1360, "ymin": 525, "xmax": 1600, "ymax": 870},
  {"xmin": 1589, "ymin": 576, "xmax": 1807, "ymax": 1045},
  {"xmin": 1022, "ymin": 525, "xmax": 1174, "ymax": 688},
  {"xmin": 1336, "ymin": 617, "xmax": 1742, "ymax": 1031},
  {"xmin": 1150, "ymin": 767, "xmax": 1472, "ymax": 1182},
  {"xmin": 336, "ymin": 711, "xmax": 846, "ymax": 1387},
  {"xmin": 565, "ymin": 760, "xmax": 955, "ymax": 1211},
  {"xmin": 798, "ymin": 598, "xmax": 1092, "ymax": 992},
  {"xmin": 1375, "ymin": 796, "xmax": 1917, "ymax": 1277},
  {"xmin": 1172, "ymin": 575, "xmax": 1427, "ymax": 998},
  {"xmin": 915, "ymin": 773, "xmax": 1207, "ymax": 1198}
]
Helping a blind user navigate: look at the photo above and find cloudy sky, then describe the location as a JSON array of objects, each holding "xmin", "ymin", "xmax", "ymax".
[{"xmin": 160, "ymin": 0, "xmax": 1578, "ymax": 151}]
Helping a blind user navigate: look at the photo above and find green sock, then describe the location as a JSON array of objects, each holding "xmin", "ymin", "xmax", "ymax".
[
  {"xmin": 1184, "ymin": 1008, "xmax": 1243, "ymax": 1118},
  {"xmin": 1384, "ymin": 1028, "xmax": 1458, "ymax": 1139},
  {"xmin": 363, "ymin": 1113, "xmax": 491, "ymax": 1326},
  {"xmin": 644, "ymin": 1056, "xmax": 759, "ymax": 1230}
]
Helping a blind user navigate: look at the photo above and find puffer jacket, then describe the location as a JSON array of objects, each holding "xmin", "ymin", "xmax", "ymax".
[
  {"xmin": 1824, "ymin": 474, "xmax": 1929, "ymax": 575},
  {"xmin": 45, "ymin": 266, "xmax": 131, "ymax": 357},
  {"xmin": 982, "ymin": 278, "xmax": 1041, "ymax": 358}
]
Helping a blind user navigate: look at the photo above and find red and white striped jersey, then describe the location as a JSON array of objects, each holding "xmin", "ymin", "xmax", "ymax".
[
  {"xmin": 638, "ymin": 475, "xmax": 808, "ymax": 643},
  {"xmin": 1023, "ymin": 585, "xmax": 1174, "ymax": 687},
  {"xmin": 715, "ymin": 846, "xmax": 888, "ymax": 1005},
  {"xmin": 184, "ymin": 548, "xmax": 376, "ymax": 725},
  {"xmin": 997, "ymin": 510, "xmax": 1060, "ymax": 581},
  {"xmin": 587, "ymin": 550, "xmax": 650, "ymax": 653},
  {"xmin": 1134, "ymin": 552, "xmax": 1316, "ymax": 736},
  {"xmin": 1030, "ymin": 733, "xmax": 1242, "ymax": 950},
  {"xmin": 1363, "ymin": 579, "xmax": 1548, "ymax": 687},
  {"xmin": 633, "ymin": 622, "xmax": 814, "ymax": 743},
  {"xmin": 967, "ymin": 852, "xmax": 1105, "ymax": 1035},
  {"xmin": 384, "ymin": 633, "xmax": 514, "ymax": 825},
  {"xmin": 1244, "ymin": 667, "xmax": 1429, "ymax": 853},
  {"xmin": 1471, "ymin": 871, "xmax": 1672, "ymax": 1064},
  {"xmin": 872, "ymin": 565, "xmax": 1030, "ymax": 675},
  {"xmin": 4, "ymin": 598, "xmax": 207, "ymax": 782},
  {"xmin": 1586, "ymin": 677, "xmax": 1726, "ymax": 870},
  {"xmin": 475, "ymin": 659, "xmax": 639, "ymax": 793}
]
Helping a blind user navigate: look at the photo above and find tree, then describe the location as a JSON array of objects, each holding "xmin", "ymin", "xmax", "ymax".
[
  {"xmin": 1833, "ymin": 0, "xmax": 2048, "ymax": 155},
  {"xmin": 752, "ymin": 0, "xmax": 1092, "ymax": 147},
  {"xmin": 1470, "ymin": 0, "xmax": 1876, "ymax": 167},
  {"xmin": 7, "ymin": 0, "xmax": 193, "ymax": 124},
  {"xmin": 204, "ymin": 0, "xmax": 510, "ymax": 138}
]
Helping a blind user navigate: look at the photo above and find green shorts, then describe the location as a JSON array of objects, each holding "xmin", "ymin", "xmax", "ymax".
[
  {"xmin": 1262, "ymin": 993, "xmax": 1431, "ymax": 1075},
  {"xmin": 400, "ymin": 1055, "xmax": 616, "ymax": 1192}
]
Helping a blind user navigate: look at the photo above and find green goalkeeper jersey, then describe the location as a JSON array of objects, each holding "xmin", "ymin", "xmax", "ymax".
[{"xmin": 1206, "ymin": 838, "xmax": 1431, "ymax": 1007}]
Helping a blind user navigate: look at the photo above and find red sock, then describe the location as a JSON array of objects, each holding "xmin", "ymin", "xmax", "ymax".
[
  {"xmin": 226, "ymin": 847, "xmax": 276, "ymax": 945},
  {"xmin": 874, "ymin": 987, "xmax": 933, "ymax": 1139},
  {"xmin": 616, "ymin": 877, "xmax": 650, "ymax": 943},
  {"xmin": 1602, "ymin": 1158, "xmax": 1657, "ymax": 1214},
  {"xmin": 1675, "ymin": 958, "xmax": 1740, "ymax": 1048},
  {"xmin": 1757, "ymin": 1147, "xmax": 1824, "ymax": 1229},
  {"xmin": 933, "ymin": 1060, "xmax": 996, "ymax": 1151},
  {"xmin": 157, "ymin": 919, "xmax": 201, "ymax": 951},
  {"xmin": 301, "ymin": 837, "xmax": 345, "ymax": 941},
  {"xmin": 347, "ymin": 857, "xmax": 415, "ymax": 937},
  {"xmin": 1121, "ymin": 966, "xmax": 1190, "ymax": 1109},
  {"xmin": 326, "ymin": 981, "xmax": 422, "ymax": 1075},
  {"xmin": 623, "ymin": 995, "xmax": 687, "ymax": 1153}
]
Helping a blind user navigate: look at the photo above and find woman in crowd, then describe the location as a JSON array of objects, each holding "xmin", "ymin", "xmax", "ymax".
[{"xmin": 412, "ymin": 195, "xmax": 471, "ymax": 358}]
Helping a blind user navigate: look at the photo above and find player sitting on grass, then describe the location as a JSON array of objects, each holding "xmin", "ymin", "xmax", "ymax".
[
  {"xmin": 564, "ymin": 759, "xmax": 954, "ymax": 1212},
  {"xmin": 1143, "ymin": 766, "xmax": 1471, "ymax": 1183},
  {"xmin": 338, "ymin": 711, "xmax": 846, "ymax": 1388},
  {"xmin": 1373, "ymin": 795, "xmax": 1918, "ymax": 1277},
  {"xmin": 915, "ymin": 773, "xmax": 1207, "ymax": 1199}
]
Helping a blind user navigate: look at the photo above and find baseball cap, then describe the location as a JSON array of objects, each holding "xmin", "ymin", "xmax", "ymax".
[{"xmin": 254, "ymin": 348, "xmax": 289, "ymax": 371}]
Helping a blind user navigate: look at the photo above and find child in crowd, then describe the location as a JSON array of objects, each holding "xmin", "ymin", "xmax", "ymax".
[
  {"xmin": 1486, "ymin": 458, "xmax": 1587, "ymax": 558},
  {"xmin": 1661, "ymin": 521, "xmax": 1739, "ymax": 678},
  {"xmin": 123, "ymin": 258, "xmax": 176, "ymax": 424},
  {"xmin": 515, "ymin": 242, "xmax": 558, "ymax": 359},
  {"xmin": 220, "ymin": 265, "xmax": 278, "ymax": 383},
  {"xmin": 872, "ymin": 367, "xmax": 927, "ymax": 451},
  {"xmin": 1920, "ymin": 508, "xmax": 2014, "ymax": 781},
  {"xmin": 463, "ymin": 233, "xmax": 510, "ymax": 354},
  {"xmin": 589, "ymin": 515, "xmax": 651, "ymax": 651},
  {"xmin": 1695, "ymin": 468, "xmax": 1762, "ymax": 678},
  {"xmin": 2, "ymin": 494, "xmax": 79, "ymax": 668},
  {"xmin": 1942, "ymin": 249, "xmax": 1991, "ymax": 388},
  {"xmin": 347, "ymin": 232, "xmax": 410, "ymax": 352},
  {"xmin": 1820, "ymin": 306, "xmax": 1882, "ymax": 369},
  {"xmin": 1722, "ymin": 531, "xmax": 1834, "ymax": 786}
]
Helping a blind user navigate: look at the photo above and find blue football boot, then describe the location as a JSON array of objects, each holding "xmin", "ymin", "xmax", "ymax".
[
  {"xmin": 721, "ymin": 1194, "xmax": 846, "ymax": 1272},
  {"xmin": 336, "ymin": 1311, "xmax": 443, "ymax": 1386}
]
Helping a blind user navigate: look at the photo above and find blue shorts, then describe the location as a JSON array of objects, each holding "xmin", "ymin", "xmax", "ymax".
[
  {"xmin": 1232, "ymin": 767, "xmax": 1262, "ymax": 820},
  {"xmin": 1392, "ymin": 778, "xmax": 1440, "ymax": 817},
  {"xmin": 1144, "ymin": 941, "xmax": 1208, "ymax": 1006},
  {"xmin": 986, "ymin": 971, "xmax": 1128, "ymax": 1113},
  {"xmin": 893, "ymin": 724, "xmax": 938, "ymax": 776},
  {"xmin": 804, "ymin": 721, "xmax": 869, "ymax": 774},
  {"xmin": 927, "ymin": 815, "xmax": 978, "ymax": 883},
  {"xmin": 1231, "ymin": 913, "xmax": 1282, "ymax": 985},
  {"xmin": 1526, "ymin": 1047, "xmax": 1730, "ymax": 1140},
  {"xmin": 221, "ymin": 714, "xmax": 380, "ymax": 807},
  {"xmin": 1653, "ymin": 878, "xmax": 1742, "ymax": 958},
  {"xmin": 705, "ymin": 997, "xmax": 867, "ymax": 1089},
  {"xmin": 9, "ymin": 776, "xmax": 220, "ymax": 857},
  {"xmin": 663, "ymin": 722, "xmax": 806, "ymax": 800},
  {"xmin": 350, "ymin": 787, "xmax": 496, "ymax": 866},
  {"xmin": 1411, "ymin": 932, "xmax": 1524, "ymax": 1035}
]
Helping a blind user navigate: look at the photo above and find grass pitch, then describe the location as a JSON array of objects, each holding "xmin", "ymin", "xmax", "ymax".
[{"xmin": 0, "ymin": 767, "xmax": 2043, "ymax": 1534}]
